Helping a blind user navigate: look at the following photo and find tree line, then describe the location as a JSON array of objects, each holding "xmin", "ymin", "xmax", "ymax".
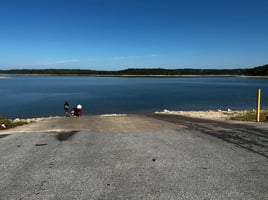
[
  {"xmin": 245, "ymin": 64, "xmax": 268, "ymax": 76},
  {"xmin": 0, "ymin": 64, "xmax": 267, "ymax": 76}
]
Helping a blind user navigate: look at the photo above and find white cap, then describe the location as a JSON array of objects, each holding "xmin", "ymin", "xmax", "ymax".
[{"xmin": 77, "ymin": 104, "xmax": 82, "ymax": 109}]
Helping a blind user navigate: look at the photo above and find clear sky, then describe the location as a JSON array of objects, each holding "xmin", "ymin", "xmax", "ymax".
[{"xmin": 0, "ymin": 0, "xmax": 268, "ymax": 70}]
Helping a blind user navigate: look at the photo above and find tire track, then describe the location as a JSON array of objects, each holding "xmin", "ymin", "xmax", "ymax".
[{"xmin": 150, "ymin": 114, "xmax": 268, "ymax": 158}]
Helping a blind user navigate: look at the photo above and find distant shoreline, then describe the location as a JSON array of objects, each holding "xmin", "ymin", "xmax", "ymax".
[
  {"xmin": 0, "ymin": 68, "xmax": 248, "ymax": 77},
  {"xmin": 1, "ymin": 73, "xmax": 268, "ymax": 78},
  {"xmin": 1, "ymin": 64, "xmax": 267, "ymax": 76},
  {"xmin": 0, "ymin": 73, "xmax": 240, "ymax": 77}
]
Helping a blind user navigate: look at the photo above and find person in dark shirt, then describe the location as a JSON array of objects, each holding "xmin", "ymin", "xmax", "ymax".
[{"xmin": 64, "ymin": 101, "xmax": 70, "ymax": 117}]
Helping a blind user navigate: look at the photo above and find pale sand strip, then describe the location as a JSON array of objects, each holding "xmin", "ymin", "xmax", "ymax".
[
  {"xmin": 155, "ymin": 109, "xmax": 251, "ymax": 120},
  {"xmin": 0, "ymin": 110, "xmax": 255, "ymax": 134},
  {"xmin": 4, "ymin": 110, "xmax": 248, "ymax": 125}
]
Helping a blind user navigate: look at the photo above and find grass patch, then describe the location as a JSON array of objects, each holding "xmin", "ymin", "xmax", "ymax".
[
  {"xmin": 230, "ymin": 109, "xmax": 268, "ymax": 122},
  {"xmin": 0, "ymin": 116, "xmax": 28, "ymax": 130}
]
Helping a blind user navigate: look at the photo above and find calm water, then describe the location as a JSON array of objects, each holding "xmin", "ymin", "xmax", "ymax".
[{"xmin": 0, "ymin": 75, "xmax": 268, "ymax": 118}]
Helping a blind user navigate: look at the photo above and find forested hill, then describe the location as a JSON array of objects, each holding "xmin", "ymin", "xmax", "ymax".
[
  {"xmin": 246, "ymin": 64, "xmax": 268, "ymax": 76},
  {"xmin": 0, "ymin": 64, "xmax": 267, "ymax": 76},
  {"xmin": 0, "ymin": 68, "xmax": 247, "ymax": 76}
]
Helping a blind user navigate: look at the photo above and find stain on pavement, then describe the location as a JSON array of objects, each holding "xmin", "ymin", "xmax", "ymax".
[
  {"xmin": 35, "ymin": 143, "xmax": 48, "ymax": 146},
  {"xmin": 55, "ymin": 130, "xmax": 79, "ymax": 141},
  {"xmin": 0, "ymin": 134, "xmax": 10, "ymax": 139}
]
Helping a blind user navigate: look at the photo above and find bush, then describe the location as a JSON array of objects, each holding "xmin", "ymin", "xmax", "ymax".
[{"xmin": 0, "ymin": 116, "xmax": 28, "ymax": 130}]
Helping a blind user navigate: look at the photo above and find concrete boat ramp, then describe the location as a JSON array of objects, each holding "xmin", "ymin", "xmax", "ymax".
[{"xmin": 0, "ymin": 114, "xmax": 267, "ymax": 199}]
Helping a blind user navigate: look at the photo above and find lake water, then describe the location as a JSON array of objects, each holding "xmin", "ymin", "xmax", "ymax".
[{"xmin": 0, "ymin": 75, "xmax": 268, "ymax": 118}]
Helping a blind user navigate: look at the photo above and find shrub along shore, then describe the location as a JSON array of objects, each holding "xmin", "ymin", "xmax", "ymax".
[{"xmin": 0, "ymin": 116, "xmax": 28, "ymax": 130}]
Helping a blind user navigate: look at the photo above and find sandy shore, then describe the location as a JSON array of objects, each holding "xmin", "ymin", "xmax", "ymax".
[
  {"xmin": 155, "ymin": 109, "xmax": 251, "ymax": 120},
  {"xmin": 0, "ymin": 109, "xmax": 259, "ymax": 133},
  {"xmin": 1, "ymin": 110, "xmax": 267, "ymax": 134},
  {"xmin": 8, "ymin": 109, "xmax": 248, "ymax": 125},
  {"xmin": 11, "ymin": 114, "xmax": 129, "ymax": 124},
  {"xmin": 11, "ymin": 116, "xmax": 61, "ymax": 123}
]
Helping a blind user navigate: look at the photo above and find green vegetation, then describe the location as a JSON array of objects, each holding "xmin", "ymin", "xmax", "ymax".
[
  {"xmin": 0, "ymin": 68, "xmax": 247, "ymax": 76},
  {"xmin": 230, "ymin": 110, "xmax": 268, "ymax": 122},
  {"xmin": 118, "ymin": 68, "xmax": 246, "ymax": 75},
  {"xmin": 246, "ymin": 64, "xmax": 268, "ymax": 76},
  {"xmin": 0, "ymin": 64, "xmax": 268, "ymax": 76},
  {"xmin": 0, "ymin": 116, "xmax": 28, "ymax": 130}
]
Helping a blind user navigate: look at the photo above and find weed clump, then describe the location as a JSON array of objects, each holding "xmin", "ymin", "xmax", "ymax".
[
  {"xmin": 230, "ymin": 109, "xmax": 268, "ymax": 122},
  {"xmin": 0, "ymin": 116, "xmax": 28, "ymax": 130}
]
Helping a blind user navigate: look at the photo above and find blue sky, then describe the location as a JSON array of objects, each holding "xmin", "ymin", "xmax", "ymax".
[{"xmin": 0, "ymin": 0, "xmax": 268, "ymax": 70}]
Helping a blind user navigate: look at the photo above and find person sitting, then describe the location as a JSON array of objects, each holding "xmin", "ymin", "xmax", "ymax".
[
  {"xmin": 77, "ymin": 104, "xmax": 82, "ymax": 116},
  {"xmin": 71, "ymin": 108, "xmax": 77, "ymax": 116}
]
